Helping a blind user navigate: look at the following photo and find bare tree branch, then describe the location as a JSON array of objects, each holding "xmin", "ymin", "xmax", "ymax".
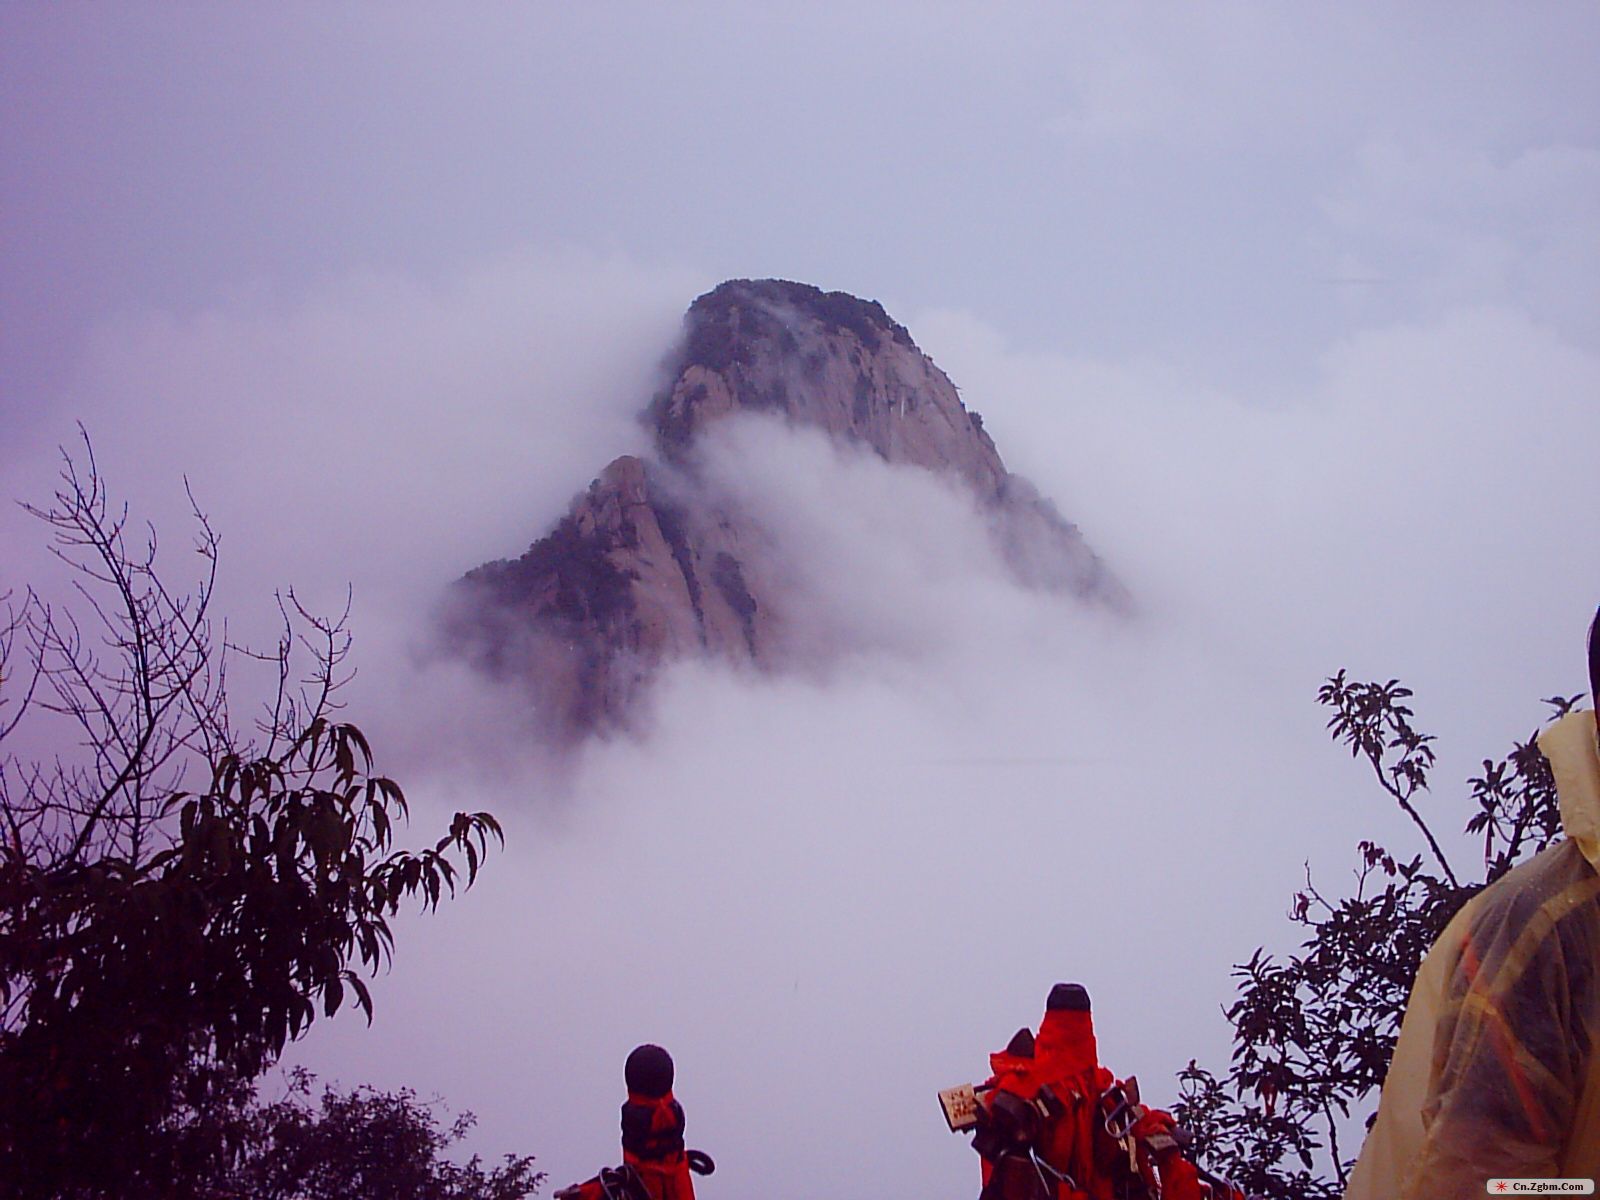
[{"xmin": 1, "ymin": 427, "xmax": 351, "ymax": 940}]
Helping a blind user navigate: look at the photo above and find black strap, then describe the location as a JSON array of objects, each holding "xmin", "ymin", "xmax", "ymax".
[
  {"xmin": 1588, "ymin": 604, "xmax": 1599, "ymax": 712},
  {"xmin": 597, "ymin": 1166, "xmax": 650, "ymax": 1200}
]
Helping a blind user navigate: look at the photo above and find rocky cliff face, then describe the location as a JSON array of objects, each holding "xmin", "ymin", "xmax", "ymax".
[{"xmin": 447, "ymin": 279, "xmax": 1125, "ymax": 742}]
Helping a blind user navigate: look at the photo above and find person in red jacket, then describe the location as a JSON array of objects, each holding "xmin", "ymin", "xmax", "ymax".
[
  {"xmin": 619, "ymin": 1044, "xmax": 696, "ymax": 1200},
  {"xmin": 554, "ymin": 1044, "xmax": 709, "ymax": 1200},
  {"xmin": 973, "ymin": 984, "xmax": 1234, "ymax": 1200}
]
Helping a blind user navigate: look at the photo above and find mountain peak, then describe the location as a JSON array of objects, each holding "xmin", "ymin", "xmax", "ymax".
[
  {"xmin": 647, "ymin": 279, "xmax": 1003, "ymax": 497},
  {"xmin": 448, "ymin": 280, "xmax": 1126, "ymax": 742},
  {"xmin": 683, "ymin": 278, "xmax": 915, "ymax": 366}
]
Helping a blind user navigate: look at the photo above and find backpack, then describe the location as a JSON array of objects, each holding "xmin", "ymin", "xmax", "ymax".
[
  {"xmin": 954, "ymin": 1069, "xmax": 1247, "ymax": 1200},
  {"xmin": 553, "ymin": 1149, "xmax": 715, "ymax": 1200}
]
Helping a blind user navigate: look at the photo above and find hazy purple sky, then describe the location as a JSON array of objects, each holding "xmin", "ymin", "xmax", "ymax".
[{"xmin": 4, "ymin": 5, "xmax": 1599, "ymax": 1196}]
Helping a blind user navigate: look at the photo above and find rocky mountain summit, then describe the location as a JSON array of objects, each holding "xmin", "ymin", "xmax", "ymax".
[{"xmin": 447, "ymin": 279, "xmax": 1125, "ymax": 741}]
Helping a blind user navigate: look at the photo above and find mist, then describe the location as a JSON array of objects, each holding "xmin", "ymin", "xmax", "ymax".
[
  {"xmin": 4, "ymin": 248, "xmax": 1595, "ymax": 1198},
  {"xmin": 4, "ymin": 6, "xmax": 1599, "ymax": 1197}
]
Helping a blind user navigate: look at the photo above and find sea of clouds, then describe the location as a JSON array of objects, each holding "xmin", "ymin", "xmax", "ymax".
[{"xmin": 3, "ymin": 240, "xmax": 1596, "ymax": 1196}]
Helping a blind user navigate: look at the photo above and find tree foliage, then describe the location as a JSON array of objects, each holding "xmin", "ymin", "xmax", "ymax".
[
  {"xmin": 0, "ymin": 435, "xmax": 511, "ymax": 1198},
  {"xmin": 1175, "ymin": 673, "xmax": 1575, "ymax": 1199},
  {"xmin": 164, "ymin": 1067, "xmax": 543, "ymax": 1200}
]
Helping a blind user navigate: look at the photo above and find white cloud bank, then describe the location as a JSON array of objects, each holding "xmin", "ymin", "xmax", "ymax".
[
  {"xmin": 2, "ymin": 244, "xmax": 704, "ymax": 617},
  {"xmin": 3, "ymin": 243, "xmax": 1598, "ymax": 1197}
]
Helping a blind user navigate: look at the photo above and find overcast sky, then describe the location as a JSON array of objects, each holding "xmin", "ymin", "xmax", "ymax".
[{"xmin": 4, "ymin": 5, "xmax": 1599, "ymax": 1196}]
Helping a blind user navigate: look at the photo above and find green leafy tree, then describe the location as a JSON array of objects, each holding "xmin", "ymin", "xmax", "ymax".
[
  {"xmin": 163, "ymin": 1067, "xmax": 543, "ymax": 1200},
  {"xmin": 0, "ymin": 436, "xmax": 510, "ymax": 1198},
  {"xmin": 1175, "ymin": 674, "xmax": 1576, "ymax": 1199}
]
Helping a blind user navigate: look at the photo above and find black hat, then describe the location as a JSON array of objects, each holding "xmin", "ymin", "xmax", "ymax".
[
  {"xmin": 1004, "ymin": 1027, "xmax": 1036, "ymax": 1058},
  {"xmin": 625, "ymin": 1044, "xmax": 675, "ymax": 1097},
  {"xmin": 1046, "ymin": 983, "xmax": 1092, "ymax": 1013}
]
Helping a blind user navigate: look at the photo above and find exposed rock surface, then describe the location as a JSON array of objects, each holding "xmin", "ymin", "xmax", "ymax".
[{"xmin": 447, "ymin": 279, "xmax": 1125, "ymax": 741}]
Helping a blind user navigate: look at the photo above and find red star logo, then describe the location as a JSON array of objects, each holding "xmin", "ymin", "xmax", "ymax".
[{"xmin": 1493, "ymin": 1183, "xmax": 1509, "ymax": 1193}]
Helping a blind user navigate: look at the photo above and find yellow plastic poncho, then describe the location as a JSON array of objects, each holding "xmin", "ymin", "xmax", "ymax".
[{"xmin": 1344, "ymin": 710, "xmax": 1600, "ymax": 1199}]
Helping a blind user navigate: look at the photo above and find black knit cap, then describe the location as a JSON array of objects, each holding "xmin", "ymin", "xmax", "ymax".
[
  {"xmin": 1046, "ymin": 983, "xmax": 1092, "ymax": 1013},
  {"xmin": 625, "ymin": 1044, "xmax": 675, "ymax": 1097},
  {"xmin": 1004, "ymin": 1027, "xmax": 1036, "ymax": 1058}
]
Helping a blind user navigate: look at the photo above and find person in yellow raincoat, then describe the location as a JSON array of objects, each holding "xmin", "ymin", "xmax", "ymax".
[{"xmin": 1344, "ymin": 610, "xmax": 1600, "ymax": 1198}]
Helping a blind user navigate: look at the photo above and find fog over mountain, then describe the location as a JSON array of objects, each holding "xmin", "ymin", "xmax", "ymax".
[
  {"xmin": 1, "ymin": 255, "xmax": 1594, "ymax": 1199},
  {"xmin": 448, "ymin": 279, "xmax": 1124, "ymax": 741},
  {"xmin": 3, "ymin": 7, "xmax": 1598, "ymax": 1199}
]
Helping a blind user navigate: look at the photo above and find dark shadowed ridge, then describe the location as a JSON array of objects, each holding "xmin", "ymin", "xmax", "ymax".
[{"xmin": 444, "ymin": 279, "xmax": 1128, "ymax": 744}]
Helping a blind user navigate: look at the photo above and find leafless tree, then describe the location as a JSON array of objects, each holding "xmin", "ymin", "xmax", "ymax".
[{"xmin": 0, "ymin": 430, "xmax": 353, "ymax": 875}]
